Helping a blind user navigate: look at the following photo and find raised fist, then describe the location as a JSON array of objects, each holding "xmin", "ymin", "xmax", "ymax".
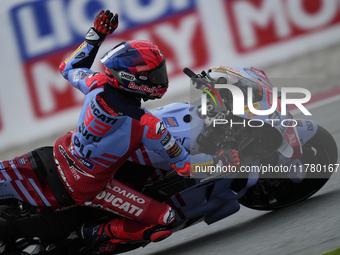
[
  {"xmin": 94, "ymin": 10, "xmax": 118, "ymax": 35},
  {"xmin": 85, "ymin": 10, "xmax": 119, "ymax": 45}
]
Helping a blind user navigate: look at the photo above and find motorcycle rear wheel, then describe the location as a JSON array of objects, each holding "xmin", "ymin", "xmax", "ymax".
[{"xmin": 238, "ymin": 125, "xmax": 338, "ymax": 210}]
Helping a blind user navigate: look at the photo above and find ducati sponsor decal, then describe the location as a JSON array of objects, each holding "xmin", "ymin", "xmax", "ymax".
[
  {"xmin": 119, "ymin": 71, "xmax": 135, "ymax": 81},
  {"xmin": 163, "ymin": 117, "xmax": 179, "ymax": 127},
  {"xmin": 70, "ymin": 146, "xmax": 94, "ymax": 170},
  {"xmin": 95, "ymin": 185, "xmax": 145, "ymax": 217},
  {"xmin": 80, "ymin": 100, "xmax": 117, "ymax": 140},
  {"xmin": 18, "ymin": 157, "xmax": 27, "ymax": 166},
  {"xmin": 78, "ymin": 122, "xmax": 102, "ymax": 143},
  {"xmin": 170, "ymin": 147, "xmax": 182, "ymax": 158},
  {"xmin": 161, "ymin": 132, "xmax": 171, "ymax": 146},
  {"xmin": 305, "ymin": 120, "xmax": 314, "ymax": 131},
  {"xmin": 220, "ymin": 65, "xmax": 245, "ymax": 77},
  {"xmin": 287, "ymin": 133, "xmax": 297, "ymax": 144},
  {"xmin": 89, "ymin": 99, "xmax": 118, "ymax": 124},
  {"xmin": 296, "ymin": 120, "xmax": 303, "ymax": 127},
  {"xmin": 0, "ymin": 193, "xmax": 15, "ymax": 199},
  {"xmin": 152, "ymin": 106, "xmax": 164, "ymax": 112},
  {"xmin": 73, "ymin": 69, "xmax": 91, "ymax": 82},
  {"xmin": 95, "ymin": 96, "xmax": 122, "ymax": 116},
  {"xmin": 53, "ymin": 150, "xmax": 74, "ymax": 193},
  {"xmin": 164, "ymin": 136, "xmax": 176, "ymax": 150},
  {"xmin": 211, "ymin": 66, "xmax": 228, "ymax": 73},
  {"xmin": 128, "ymin": 82, "xmax": 156, "ymax": 93},
  {"xmin": 75, "ymin": 52, "xmax": 85, "ymax": 59},
  {"xmin": 81, "ymin": 71, "xmax": 91, "ymax": 79},
  {"xmin": 58, "ymin": 145, "xmax": 94, "ymax": 179},
  {"xmin": 109, "ymin": 185, "xmax": 146, "ymax": 204},
  {"xmin": 127, "ymin": 82, "xmax": 167, "ymax": 98},
  {"xmin": 73, "ymin": 135, "xmax": 92, "ymax": 158},
  {"xmin": 64, "ymin": 41, "xmax": 87, "ymax": 64},
  {"xmin": 166, "ymin": 142, "xmax": 179, "ymax": 155}
]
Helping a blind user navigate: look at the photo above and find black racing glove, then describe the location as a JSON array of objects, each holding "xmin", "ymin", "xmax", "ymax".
[{"xmin": 85, "ymin": 10, "xmax": 119, "ymax": 46}]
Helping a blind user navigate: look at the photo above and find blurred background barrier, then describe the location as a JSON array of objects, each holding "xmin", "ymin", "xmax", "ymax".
[{"xmin": 1, "ymin": 0, "xmax": 340, "ymax": 157}]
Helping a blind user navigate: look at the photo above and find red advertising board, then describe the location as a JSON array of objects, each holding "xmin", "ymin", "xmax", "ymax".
[{"xmin": 226, "ymin": 0, "xmax": 340, "ymax": 53}]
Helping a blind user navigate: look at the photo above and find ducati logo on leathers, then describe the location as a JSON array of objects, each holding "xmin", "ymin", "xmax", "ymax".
[
  {"xmin": 106, "ymin": 183, "xmax": 145, "ymax": 204},
  {"xmin": 93, "ymin": 182, "xmax": 148, "ymax": 218},
  {"xmin": 95, "ymin": 190, "xmax": 144, "ymax": 217}
]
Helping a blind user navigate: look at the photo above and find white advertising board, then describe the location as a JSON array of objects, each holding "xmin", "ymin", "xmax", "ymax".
[{"xmin": 0, "ymin": 0, "xmax": 340, "ymax": 151}]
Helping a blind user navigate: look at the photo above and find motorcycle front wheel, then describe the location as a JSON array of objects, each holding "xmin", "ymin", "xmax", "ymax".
[{"xmin": 237, "ymin": 125, "xmax": 338, "ymax": 210}]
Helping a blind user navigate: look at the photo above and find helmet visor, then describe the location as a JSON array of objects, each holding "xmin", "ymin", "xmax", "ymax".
[{"xmin": 136, "ymin": 60, "xmax": 168, "ymax": 86}]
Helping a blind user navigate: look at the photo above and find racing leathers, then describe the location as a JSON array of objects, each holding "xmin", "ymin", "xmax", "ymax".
[{"xmin": 57, "ymin": 39, "xmax": 215, "ymax": 242}]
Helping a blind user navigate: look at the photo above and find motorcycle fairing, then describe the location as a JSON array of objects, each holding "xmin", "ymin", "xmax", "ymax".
[
  {"xmin": 277, "ymin": 125, "xmax": 302, "ymax": 159},
  {"xmin": 164, "ymin": 170, "xmax": 258, "ymax": 225},
  {"xmin": 151, "ymin": 103, "xmax": 204, "ymax": 153},
  {"xmin": 293, "ymin": 119, "xmax": 318, "ymax": 147},
  {"xmin": 275, "ymin": 119, "xmax": 318, "ymax": 182},
  {"xmin": 214, "ymin": 65, "xmax": 304, "ymax": 159}
]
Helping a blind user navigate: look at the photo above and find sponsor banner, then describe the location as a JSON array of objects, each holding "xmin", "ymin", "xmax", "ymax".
[
  {"xmin": 18, "ymin": 2, "xmax": 208, "ymax": 118},
  {"xmin": 1, "ymin": 0, "xmax": 340, "ymax": 151},
  {"xmin": 10, "ymin": 0, "xmax": 197, "ymax": 60},
  {"xmin": 225, "ymin": 0, "xmax": 340, "ymax": 53}
]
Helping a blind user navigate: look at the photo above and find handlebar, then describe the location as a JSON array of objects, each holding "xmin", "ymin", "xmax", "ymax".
[{"xmin": 183, "ymin": 67, "xmax": 197, "ymax": 78}]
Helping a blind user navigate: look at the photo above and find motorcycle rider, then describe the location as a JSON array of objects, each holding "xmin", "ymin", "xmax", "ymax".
[{"xmin": 0, "ymin": 9, "xmax": 240, "ymax": 251}]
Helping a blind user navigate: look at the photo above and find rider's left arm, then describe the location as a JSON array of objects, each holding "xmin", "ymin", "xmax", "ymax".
[
  {"xmin": 140, "ymin": 113, "xmax": 215, "ymax": 177},
  {"xmin": 59, "ymin": 10, "xmax": 118, "ymax": 95}
]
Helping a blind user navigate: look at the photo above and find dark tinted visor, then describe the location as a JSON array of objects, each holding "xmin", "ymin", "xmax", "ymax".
[{"xmin": 136, "ymin": 60, "xmax": 168, "ymax": 85}]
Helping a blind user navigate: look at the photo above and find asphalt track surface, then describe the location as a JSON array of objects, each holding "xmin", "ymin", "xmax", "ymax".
[{"xmin": 125, "ymin": 97, "xmax": 340, "ymax": 255}]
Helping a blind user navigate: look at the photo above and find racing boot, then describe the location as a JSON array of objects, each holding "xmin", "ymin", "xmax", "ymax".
[
  {"xmin": 104, "ymin": 217, "xmax": 173, "ymax": 242},
  {"xmin": 79, "ymin": 217, "xmax": 173, "ymax": 247}
]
